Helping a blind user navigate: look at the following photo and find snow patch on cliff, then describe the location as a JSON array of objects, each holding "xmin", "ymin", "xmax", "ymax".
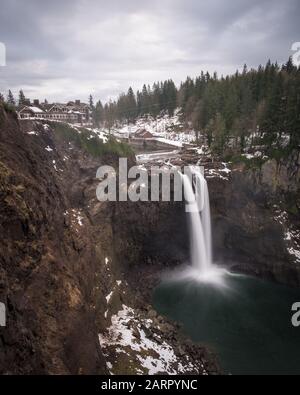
[
  {"xmin": 99, "ymin": 304, "xmax": 200, "ymax": 375},
  {"xmin": 206, "ymin": 163, "xmax": 231, "ymax": 181},
  {"xmin": 285, "ymin": 229, "xmax": 300, "ymax": 263},
  {"xmin": 274, "ymin": 208, "xmax": 300, "ymax": 263}
]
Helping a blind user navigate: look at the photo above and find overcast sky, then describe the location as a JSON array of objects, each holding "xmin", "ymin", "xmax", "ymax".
[{"xmin": 0, "ymin": 0, "xmax": 299, "ymax": 103}]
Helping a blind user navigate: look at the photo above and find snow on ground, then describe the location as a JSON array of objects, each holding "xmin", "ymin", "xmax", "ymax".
[
  {"xmin": 64, "ymin": 209, "xmax": 85, "ymax": 230},
  {"xmin": 40, "ymin": 121, "xmax": 109, "ymax": 144},
  {"xmin": 79, "ymin": 126, "xmax": 110, "ymax": 144},
  {"xmin": 242, "ymin": 153, "xmax": 255, "ymax": 160},
  {"xmin": 76, "ymin": 214, "xmax": 83, "ymax": 226},
  {"xmin": 104, "ymin": 108, "xmax": 196, "ymax": 146},
  {"xmin": 113, "ymin": 109, "xmax": 183, "ymax": 137},
  {"xmin": 244, "ymin": 131, "xmax": 291, "ymax": 149},
  {"xmin": 52, "ymin": 160, "xmax": 58, "ymax": 171},
  {"xmin": 70, "ymin": 210, "xmax": 84, "ymax": 227},
  {"xmin": 206, "ymin": 163, "xmax": 231, "ymax": 181},
  {"xmin": 155, "ymin": 137, "xmax": 183, "ymax": 148},
  {"xmin": 136, "ymin": 150, "xmax": 179, "ymax": 164},
  {"xmin": 27, "ymin": 130, "xmax": 39, "ymax": 136},
  {"xmin": 93, "ymin": 129, "xmax": 109, "ymax": 144},
  {"xmin": 288, "ymin": 247, "xmax": 300, "ymax": 263},
  {"xmin": 99, "ymin": 304, "xmax": 201, "ymax": 375},
  {"xmin": 285, "ymin": 229, "xmax": 300, "ymax": 263},
  {"xmin": 106, "ymin": 291, "xmax": 113, "ymax": 304},
  {"xmin": 206, "ymin": 169, "xmax": 228, "ymax": 180},
  {"xmin": 241, "ymin": 151, "xmax": 268, "ymax": 160},
  {"xmin": 105, "ymin": 278, "xmax": 123, "ymax": 308},
  {"xmin": 220, "ymin": 162, "xmax": 232, "ymax": 175},
  {"xmin": 274, "ymin": 208, "xmax": 300, "ymax": 263},
  {"xmin": 274, "ymin": 209, "xmax": 288, "ymax": 225},
  {"xmin": 193, "ymin": 146, "xmax": 206, "ymax": 155}
]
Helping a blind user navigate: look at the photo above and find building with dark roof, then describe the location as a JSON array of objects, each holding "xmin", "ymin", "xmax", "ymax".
[{"xmin": 17, "ymin": 99, "xmax": 91, "ymax": 124}]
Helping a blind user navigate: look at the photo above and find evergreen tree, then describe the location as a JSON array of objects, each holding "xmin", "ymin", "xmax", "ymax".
[
  {"xmin": 211, "ymin": 113, "xmax": 226, "ymax": 154},
  {"xmin": 7, "ymin": 90, "xmax": 16, "ymax": 106},
  {"xmin": 136, "ymin": 90, "xmax": 142, "ymax": 115},
  {"xmin": 89, "ymin": 94, "xmax": 94, "ymax": 109},
  {"xmin": 18, "ymin": 90, "xmax": 26, "ymax": 106},
  {"xmin": 191, "ymin": 100, "xmax": 204, "ymax": 143},
  {"xmin": 261, "ymin": 72, "xmax": 284, "ymax": 143},
  {"xmin": 151, "ymin": 82, "xmax": 161, "ymax": 116},
  {"xmin": 206, "ymin": 118, "xmax": 214, "ymax": 147},
  {"xmin": 126, "ymin": 87, "xmax": 137, "ymax": 122},
  {"xmin": 99, "ymin": 57, "xmax": 300, "ymax": 157},
  {"xmin": 285, "ymin": 73, "xmax": 300, "ymax": 148},
  {"xmin": 140, "ymin": 84, "xmax": 150, "ymax": 115},
  {"xmin": 93, "ymin": 100, "xmax": 104, "ymax": 126},
  {"xmin": 104, "ymin": 100, "xmax": 116, "ymax": 133},
  {"xmin": 282, "ymin": 57, "xmax": 296, "ymax": 74},
  {"xmin": 165, "ymin": 79, "xmax": 177, "ymax": 115}
]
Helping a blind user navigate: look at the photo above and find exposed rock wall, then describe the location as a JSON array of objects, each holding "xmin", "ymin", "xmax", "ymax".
[
  {"xmin": 0, "ymin": 107, "xmax": 110, "ymax": 374},
  {"xmin": 0, "ymin": 107, "xmax": 216, "ymax": 375},
  {"xmin": 0, "ymin": 103, "xmax": 298, "ymax": 374},
  {"xmin": 210, "ymin": 162, "xmax": 300, "ymax": 286},
  {"xmin": 113, "ymin": 200, "xmax": 188, "ymax": 269},
  {"xmin": 112, "ymin": 148, "xmax": 300, "ymax": 287}
]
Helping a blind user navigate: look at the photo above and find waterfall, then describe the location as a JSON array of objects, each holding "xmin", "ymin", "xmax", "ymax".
[
  {"xmin": 182, "ymin": 173, "xmax": 211, "ymax": 271},
  {"xmin": 181, "ymin": 168, "xmax": 226, "ymax": 285},
  {"xmin": 195, "ymin": 170, "xmax": 212, "ymax": 267}
]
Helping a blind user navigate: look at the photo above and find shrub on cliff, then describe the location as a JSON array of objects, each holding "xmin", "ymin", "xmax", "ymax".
[{"xmin": 0, "ymin": 102, "xmax": 18, "ymax": 124}]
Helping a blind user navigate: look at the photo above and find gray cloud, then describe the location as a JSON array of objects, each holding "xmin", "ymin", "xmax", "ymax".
[{"xmin": 0, "ymin": 0, "xmax": 299, "ymax": 103}]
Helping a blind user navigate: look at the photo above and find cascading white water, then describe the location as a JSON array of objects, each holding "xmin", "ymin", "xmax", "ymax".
[
  {"xmin": 195, "ymin": 170, "xmax": 212, "ymax": 267},
  {"xmin": 181, "ymin": 169, "xmax": 227, "ymax": 285},
  {"xmin": 182, "ymin": 173, "xmax": 210, "ymax": 271}
]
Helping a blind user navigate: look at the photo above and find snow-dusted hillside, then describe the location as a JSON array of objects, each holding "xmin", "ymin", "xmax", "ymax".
[{"xmin": 105, "ymin": 108, "xmax": 196, "ymax": 147}]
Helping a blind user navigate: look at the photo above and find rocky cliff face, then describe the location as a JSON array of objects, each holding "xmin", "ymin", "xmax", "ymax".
[
  {"xmin": 0, "ymin": 106, "xmax": 113, "ymax": 374},
  {"xmin": 114, "ymin": 148, "xmax": 300, "ymax": 287},
  {"xmin": 0, "ymin": 105, "xmax": 217, "ymax": 375},
  {"xmin": 210, "ymin": 159, "xmax": 300, "ymax": 286},
  {"xmin": 1, "ymin": 102, "xmax": 298, "ymax": 374}
]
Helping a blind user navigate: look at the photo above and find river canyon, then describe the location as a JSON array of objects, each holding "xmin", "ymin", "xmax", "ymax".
[{"xmin": 1, "ymin": 103, "xmax": 300, "ymax": 375}]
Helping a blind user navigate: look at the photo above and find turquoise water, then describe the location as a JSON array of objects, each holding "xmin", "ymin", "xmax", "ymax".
[{"xmin": 153, "ymin": 272, "xmax": 300, "ymax": 375}]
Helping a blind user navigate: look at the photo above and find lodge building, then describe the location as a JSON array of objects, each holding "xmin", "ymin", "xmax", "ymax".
[{"xmin": 17, "ymin": 99, "xmax": 91, "ymax": 125}]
